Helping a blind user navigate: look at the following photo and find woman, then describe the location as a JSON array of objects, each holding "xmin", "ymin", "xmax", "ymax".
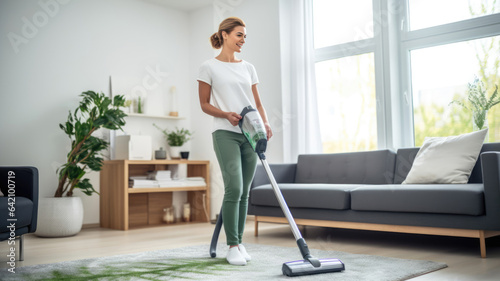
[{"xmin": 197, "ymin": 17, "xmax": 273, "ymax": 266}]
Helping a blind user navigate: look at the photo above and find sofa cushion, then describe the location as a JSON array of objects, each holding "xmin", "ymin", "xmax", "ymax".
[
  {"xmin": 395, "ymin": 142, "xmax": 500, "ymax": 184},
  {"xmin": 295, "ymin": 150, "xmax": 396, "ymax": 184},
  {"xmin": 351, "ymin": 184, "xmax": 484, "ymax": 216},
  {"xmin": 0, "ymin": 196, "xmax": 33, "ymax": 229},
  {"xmin": 402, "ymin": 129, "xmax": 488, "ymax": 184},
  {"xmin": 250, "ymin": 184, "xmax": 361, "ymax": 210}
]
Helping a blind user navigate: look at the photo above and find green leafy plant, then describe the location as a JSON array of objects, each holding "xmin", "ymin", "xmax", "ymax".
[
  {"xmin": 450, "ymin": 77, "xmax": 499, "ymax": 130},
  {"xmin": 154, "ymin": 124, "xmax": 193, "ymax": 146},
  {"xmin": 56, "ymin": 91, "xmax": 127, "ymax": 197}
]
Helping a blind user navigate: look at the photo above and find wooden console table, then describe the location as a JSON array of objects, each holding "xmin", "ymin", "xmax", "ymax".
[{"xmin": 100, "ymin": 159, "xmax": 210, "ymax": 230}]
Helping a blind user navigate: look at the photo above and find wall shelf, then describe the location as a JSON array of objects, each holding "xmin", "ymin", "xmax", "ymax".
[{"xmin": 126, "ymin": 113, "xmax": 185, "ymax": 120}]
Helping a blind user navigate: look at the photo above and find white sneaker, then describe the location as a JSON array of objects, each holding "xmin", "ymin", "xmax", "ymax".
[
  {"xmin": 238, "ymin": 244, "xmax": 251, "ymax": 261},
  {"xmin": 226, "ymin": 246, "xmax": 247, "ymax": 266}
]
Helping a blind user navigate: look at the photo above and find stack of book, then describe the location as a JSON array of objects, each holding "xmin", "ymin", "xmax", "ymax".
[
  {"xmin": 185, "ymin": 177, "xmax": 206, "ymax": 186},
  {"xmin": 129, "ymin": 176, "xmax": 158, "ymax": 188},
  {"xmin": 128, "ymin": 172, "xmax": 206, "ymax": 188},
  {"xmin": 148, "ymin": 170, "xmax": 172, "ymax": 187}
]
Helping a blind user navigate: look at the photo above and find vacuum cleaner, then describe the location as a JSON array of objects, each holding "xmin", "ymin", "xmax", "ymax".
[{"xmin": 209, "ymin": 106, "xmax": 345, "ymax": 277}]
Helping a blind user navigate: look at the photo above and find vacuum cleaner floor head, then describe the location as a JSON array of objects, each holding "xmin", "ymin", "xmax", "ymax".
[{"xmin": 282, "ymin": 258, "xmax": 345, "ymax": 277}]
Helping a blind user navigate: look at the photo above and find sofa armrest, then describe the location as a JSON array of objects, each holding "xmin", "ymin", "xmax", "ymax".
[
  {"xmin": 0, "ymin": 166, "xmax": 39, "ymax": 232},
  {"xmin": 481, "ymin": 152, "xmax": 500, "ymax": 219},
  {"xmin": 250, "ymin": 163, "xmax": 297, "ymax": 190}
]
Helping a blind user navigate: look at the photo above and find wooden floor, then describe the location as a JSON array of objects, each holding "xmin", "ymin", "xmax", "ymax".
[{"xmin": 1, "ymin": 220, "xmax": 500, "ymax": 280}]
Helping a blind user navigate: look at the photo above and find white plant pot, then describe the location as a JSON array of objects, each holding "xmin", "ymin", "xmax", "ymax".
[
  {"xmin": 169, "ymin": 146, "xmax": 182, "ymax": 159},
  {"xmin": 35, "ymin": 197, "xmax": 84, "ymax": 237}
]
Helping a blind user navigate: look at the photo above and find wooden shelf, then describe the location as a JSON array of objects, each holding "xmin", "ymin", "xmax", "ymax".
[
  {"xmin": 105, "ymin": 159, "xmax": 208, "ymax": 165},
  {"xmin": 126, "ymin": 113, "xmax": 185, "ymax": 120},
  {"xmin": 128, "ymin": 185, "xmax": 207, "ymax": 193},
  {"xmin": 100, "ymin": 159, "xmax": 210, "ymax": 230}
]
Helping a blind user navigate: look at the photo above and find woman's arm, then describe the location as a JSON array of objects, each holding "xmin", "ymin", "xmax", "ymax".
[
  {"xmin": 252, "ymin": 84, "xmax": 273, "ymax": 140},
  {"xmin": 198, "ymin": 81, "xmax": 242, "ymax": 126}
]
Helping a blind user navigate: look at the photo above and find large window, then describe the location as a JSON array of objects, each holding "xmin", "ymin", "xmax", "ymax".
[
  {"xmin": 313, "ymin": 0, "xmax": 378, "ymax": 153},
  {"xmin": 407, "ymin": 0, "xmax": 500, "ymax": 145},
  {"xmin": 315, "ymin": 53, "xmax": 377, "ymax": 152},
  {"xmin": 313, "ymin": 0, "xmax": 373, "ymax": 48},
  {"xmin": 411, "ymin": 36, "xmax": 500, "ymax": 145},
  {"xmin": 313, "ymin": 0, "xmax": 500, "ymax": 150},
  {"xmin": 409, "ymin": 0, "xmax": 500, "ymax": 30}
]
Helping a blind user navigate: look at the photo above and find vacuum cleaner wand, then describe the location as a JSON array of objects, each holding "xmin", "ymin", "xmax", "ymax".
[{"xmin": 238, "ymin": 106, "xmax": 344, "ymax": 276}]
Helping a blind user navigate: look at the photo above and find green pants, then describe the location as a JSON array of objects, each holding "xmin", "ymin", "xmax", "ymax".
[{"xmin": 213, "ymin": 130, "xmax": 258, "ymax": 246}]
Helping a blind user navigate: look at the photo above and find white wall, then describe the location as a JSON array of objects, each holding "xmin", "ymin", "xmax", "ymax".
[
  {"xmin": 0, "ymin": 0, "xmax": 284, "ymax": 224},
  {"xmin": 0, "ymin": 0, "xmax": 191, "ymax": 224}
]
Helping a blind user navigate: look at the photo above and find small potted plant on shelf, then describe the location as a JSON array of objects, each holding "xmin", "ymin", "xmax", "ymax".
[
  {"xmin": 154, "ymin": 124, "xmax": 193, "ymax": 159},
  {"xmin": 450, "ymin": 77, "xmax": 499, "ymax": 135},
  {"xmin": 36, "ymin": 91, "xmax": 127, "ymax": 238}
]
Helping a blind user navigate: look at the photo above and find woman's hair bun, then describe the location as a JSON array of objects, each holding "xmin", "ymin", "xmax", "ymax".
[{"xmin": 210, "ymin": 32, "xmax": 222, "ymax": 49}]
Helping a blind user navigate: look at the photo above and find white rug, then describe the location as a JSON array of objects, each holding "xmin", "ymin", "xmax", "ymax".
[{"xmin": 1, "ymin": 243, "xmax": 447, "ymax": 280}]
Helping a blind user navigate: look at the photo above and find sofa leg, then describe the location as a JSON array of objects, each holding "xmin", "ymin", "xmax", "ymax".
[
  {"xmin": 19, "ymin": 235, "xmax": 24, "ymax": 261},
  {"xmin": 255, "ymin": 217, "xmax": 259, "ymax": 237},
  {"xmin": 479, "ymin": 230, "xmax": 486, "ymax": 258}
]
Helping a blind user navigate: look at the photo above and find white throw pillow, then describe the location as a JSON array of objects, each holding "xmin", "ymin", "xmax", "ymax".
[{"xmin": 402, "ymin": 129, "xmax": 488, "ymax": 184}]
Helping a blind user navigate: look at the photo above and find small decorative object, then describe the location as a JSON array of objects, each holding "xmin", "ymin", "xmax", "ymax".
[
  {"xmin": 169, "ymin": 146, "xmax": 181, "ymax": 159},
  {"xmin": 180, "ymin": 151, "xmax": 190, "ymax": 159},
  {"xmin": 123, "ymin": 98, "xmax": 133, "ymax": 113},
  {"xmin": 114, "ymin": 135, "xmax": 152, "ymax": 160},
  {"xmin": 183, "ymin": 203, "xmax": 191, "ymax": 222},
  {"xmin": 155, "ymin": 147, "xmax": 167, "ymax": 159},
  {"xmin": 168, "ymin": 86, "xmax": 179, "ymax": 117},
  {"xmin": 450, "ymin": 77, "xmax": 499, "ymax": 137},
  {"xmin": 153, "ymin": 124, "xmax": 193, "ymax": 159},
  {"xmin": 163, "ymin": 206, "xmax": 175, "ymax": 224},
  {"xmin": 137, "ymin": 96, "xmax": 143, "ymax": 113}
]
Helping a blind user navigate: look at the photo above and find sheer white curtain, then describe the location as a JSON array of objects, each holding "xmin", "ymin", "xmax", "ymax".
[{"xmin": 280, "ymin": 0, "xmax": 322, "ymax": 162}]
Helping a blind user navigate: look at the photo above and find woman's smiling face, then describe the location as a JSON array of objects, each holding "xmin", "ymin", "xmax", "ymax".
[{"xmin": 223, "ymin": 26, "xmax": 246, "ymax": 53}]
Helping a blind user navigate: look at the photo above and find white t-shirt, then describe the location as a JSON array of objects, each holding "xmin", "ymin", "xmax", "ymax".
[{"xmin": 197, "ymin": 58, "xmax": 259, "ymax": 134}]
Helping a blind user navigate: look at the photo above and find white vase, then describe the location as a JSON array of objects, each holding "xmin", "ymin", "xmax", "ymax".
[
  {"xmin": 35, "ymin": 197, "xmax": 84, "ymax": 237},
  {"xmin": 169, "ymin": 146, "xmax": 182, "ymax": 159}
]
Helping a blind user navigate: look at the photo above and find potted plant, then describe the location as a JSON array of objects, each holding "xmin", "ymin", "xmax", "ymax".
[
  {"xmin": 450, "ymin": 77, "xmax": 499, "ymax": 133},
  {"xmin": 154, "ymin": 124, "xmax": 193, "ymax": 159},
  {"xmin": 36, "ymin": 91, "xmax": 127, "ymax": 237}
]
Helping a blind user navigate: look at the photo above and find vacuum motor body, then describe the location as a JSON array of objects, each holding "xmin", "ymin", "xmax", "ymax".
[{"xmin": 239, "ymin": 106, "xmax": 267, "ymax": 157}]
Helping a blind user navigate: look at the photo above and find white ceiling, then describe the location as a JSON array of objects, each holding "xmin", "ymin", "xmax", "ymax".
[{"xmin": 142, "ymin": 0, "xmax": 214, "ymax": 11}]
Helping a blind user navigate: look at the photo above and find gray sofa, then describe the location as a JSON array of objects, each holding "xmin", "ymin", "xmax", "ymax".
[{"xmin": 248, "ymin": 142, "xmax": 500, "ymax": 258}]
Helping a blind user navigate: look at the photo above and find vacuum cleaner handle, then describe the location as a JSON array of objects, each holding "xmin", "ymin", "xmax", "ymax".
[
  {"xmin": 260, "ymin": 159, "xmax": 303, "ymax": 240},
  {"xmin": 260, "ymin": 159, "xmax": 320, "ymax": 267},
  {"xmin": 209, "ymin": 207, "xmax": 223, "ymax": 258}
]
